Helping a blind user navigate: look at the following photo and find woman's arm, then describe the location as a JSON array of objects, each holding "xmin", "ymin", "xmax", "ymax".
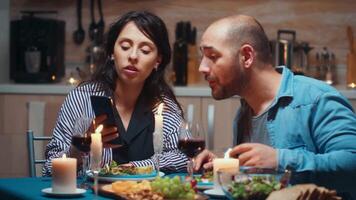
[{"xmin": 130, "ymin": 97, "xmax": 188, "ymax": 172}]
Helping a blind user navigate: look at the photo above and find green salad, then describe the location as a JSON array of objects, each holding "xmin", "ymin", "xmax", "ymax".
[
  {"xmin": 229, "ymin": 176, "xmax": 281, "ymax": 200},
  {"xmin": 99, "ymin": 161, "xmax": 153, "ymax": 176}
]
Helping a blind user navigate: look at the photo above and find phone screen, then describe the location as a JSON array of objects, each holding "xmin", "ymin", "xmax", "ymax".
[{"xmin": 90, "ymin": 96, "xmax": 116, "ymax": 126}]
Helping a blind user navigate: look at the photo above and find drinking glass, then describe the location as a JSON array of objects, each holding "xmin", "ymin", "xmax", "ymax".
[
  {"xmin": 153, "ymin": 135, "xmax": 163, "ymax": 176},
  {"xmin": 71, "ymin": 116, "xmax": 93, "ymax": 189},
  {"xmin": 178, "ymin": 121, "xmax": 206, "ymax": 179}
]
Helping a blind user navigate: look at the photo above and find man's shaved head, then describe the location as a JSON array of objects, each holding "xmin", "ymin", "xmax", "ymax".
[{"xmin": 205, "ymin": 15, "xmax": 272, "ymax": 64}]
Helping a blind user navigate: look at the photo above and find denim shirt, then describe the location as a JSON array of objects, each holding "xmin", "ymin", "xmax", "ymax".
[{"xmin": 233, "ymin": 67, "xmax": 356, "ymax": 199}]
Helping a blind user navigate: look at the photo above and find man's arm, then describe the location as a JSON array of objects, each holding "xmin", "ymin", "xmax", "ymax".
[{"xmin": 278, "ymin": 92, "xmax": 356, "ymax": 173}]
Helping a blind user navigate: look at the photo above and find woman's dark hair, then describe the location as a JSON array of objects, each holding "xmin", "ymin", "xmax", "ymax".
[{"xmin": 91, "ymin": 10, "xmax": 183, "ymax": 114}]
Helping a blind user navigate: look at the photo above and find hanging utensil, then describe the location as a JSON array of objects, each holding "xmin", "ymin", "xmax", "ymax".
[
  {"xmin": 96, "ymin": 0, "xmax": 105, "ymax": 44},
  {"xmin": 73, "ymin": 0, "xmax": 85, "ymax": 45},
  {"xmin": 88, "ymin": 0, "xmax": 97, "ymax": 41},
  {"xmin": 346, "ymin": 26, "xmax": 356, "ymax": 87},
  {"xmin": 347, "ymin": 26, "xmax": 354, "ymax": 53}
]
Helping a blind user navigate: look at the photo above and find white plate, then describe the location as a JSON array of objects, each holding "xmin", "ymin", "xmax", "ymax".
[
  {"xmin": 203, "ymin": 188, "xmax": 225, "ymax": 198},
  {"xmin": 88, "ymin": 171, "xmax": 165, "ymax": 182},
  {"xmin": 41, "ymin": 187, "xmax": 86, "ymax": 197}
]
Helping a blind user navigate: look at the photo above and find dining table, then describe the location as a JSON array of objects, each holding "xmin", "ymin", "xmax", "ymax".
[
  {"xmin": 0, "ymin": 174, "xmax": 224, "ymax": 200},
  {"xmin": 0, "ymin": 177, "xmax": 109, "ymax": 200}
]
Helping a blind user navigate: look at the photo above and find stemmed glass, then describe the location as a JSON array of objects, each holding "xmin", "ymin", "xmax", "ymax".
[
  {"xmin": 71, "ymin": 117, "xmax": 93, "ymax": 189},
  {"xmin": 178, "ymin": 121, "xmax": 206, "ymax": 180},
  {"xmin": 153, "ymin": 137, "xmax": 163, "ymax": 176}
]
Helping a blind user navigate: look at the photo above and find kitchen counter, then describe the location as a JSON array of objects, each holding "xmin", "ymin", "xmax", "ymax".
[{"xmin": 0, "ymin": 83, "xmax": 356, "ymax": 99}]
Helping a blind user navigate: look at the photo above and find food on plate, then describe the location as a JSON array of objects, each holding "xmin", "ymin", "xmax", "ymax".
[
  {"xmin": 195, "ymin": 170, "xmax": 213, "ymax": 183},
  {"xmin": 110, "ymin": 176, "xmax": 196, "ymax": 200},
  {"xmin": 266, "ymin": 184, "xmax": 341, "ymax": 200},
  {"xmin": 100, "ymin": 161, "xmax": 153, "ymax": 176},
  {"xmin": 151, "ymin": 176, "xmax": 195, "ymax": 199},
  {"xmin": 228, "ymin": 176, "xmax": 281, "ymax": 200},
  {"xmin": 111, "ymin": 180, "xmax": 162, "ymax": 200}
]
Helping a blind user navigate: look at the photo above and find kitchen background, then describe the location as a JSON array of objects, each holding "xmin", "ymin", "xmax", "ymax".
[
  {"xmin": 0, "ymin": 0, "xmax": 356, "ymax": 178},
  {"xmin": 4, "ymin": 0, "xmax": 356, "ymax": 85}
]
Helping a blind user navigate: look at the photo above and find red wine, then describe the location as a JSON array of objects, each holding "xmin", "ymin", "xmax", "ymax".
[
  {"xmin": 72, "ymin": 135, "xmax": 91, "ymax": 153},
  {"xmin": 178, "ymin": 138, "xmax": 205, "ymax": 158}
]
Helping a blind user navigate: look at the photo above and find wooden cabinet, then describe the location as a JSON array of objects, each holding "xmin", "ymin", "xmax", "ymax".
[{"xmin": 0, "ymin": 94, "xmax": 65, "ymax": 177}]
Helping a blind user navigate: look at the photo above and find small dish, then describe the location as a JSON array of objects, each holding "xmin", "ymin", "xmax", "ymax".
[
  {"xmin": 41, "ymin": 187, "xmax": 86, "ymax": 197},
  {"xmin": 203, "ymin": 188, "xmax": 225, "ymax": 198},
  {"xmin": 88, "ymin": 171, "xmax": 165, "ymax": 182}
]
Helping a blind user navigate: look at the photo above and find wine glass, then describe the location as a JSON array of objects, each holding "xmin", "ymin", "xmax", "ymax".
[
  {"xmin": 153, "ymin": 132, "xmax": 163, "ymax": 176},
  {"xmin": 71, "ymin": 116, "xmax": 93, "ymax": 189},
  {"xmin": 178, "ymin": 121, "xmax": 206, "ymax": 179}
]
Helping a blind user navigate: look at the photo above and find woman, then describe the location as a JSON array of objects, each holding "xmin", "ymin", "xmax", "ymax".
[{"xmin": 43, "ymin": 11, "xmax": 187, "ymax": 176}]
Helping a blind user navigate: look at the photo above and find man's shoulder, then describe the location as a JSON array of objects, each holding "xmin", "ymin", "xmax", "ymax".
[{"xmin": 291, "ymin": 75, "xmax": 342, "ymax": 105}]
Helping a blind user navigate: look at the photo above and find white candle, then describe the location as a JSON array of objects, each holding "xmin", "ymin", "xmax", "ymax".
[
  {"xmin": 153, "ymin": 103, "xmax": 164, "ymax": 154},
  {"xmin": 90, "ymin": 125, "xmax": 103, "ymax": 171},
  {"xmin": 52, "ymin": 154, "xmax": 77, "ymax": 193},
  {"xmin": 213, "ymin": 148, "xmax": 239, "ymax": 189}
]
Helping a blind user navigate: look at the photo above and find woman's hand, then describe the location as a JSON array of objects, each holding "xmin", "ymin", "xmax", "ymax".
[{"xmin": 89, "ymin": 114, "xmax": 121, "ymax": 149}]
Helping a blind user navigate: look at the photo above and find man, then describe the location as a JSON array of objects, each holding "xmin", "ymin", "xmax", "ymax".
[{"xmin": 194, "ymin": 15, "xmax": 356, "ymax": 199}]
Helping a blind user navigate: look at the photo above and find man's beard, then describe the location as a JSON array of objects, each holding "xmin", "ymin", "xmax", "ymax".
[{"xmin": 211, "ymin": 66, "xmax": 249, "ymax": 100}]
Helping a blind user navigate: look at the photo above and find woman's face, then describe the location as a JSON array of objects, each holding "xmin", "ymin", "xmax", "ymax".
[{"xmin": 113, "ymin": 22, "xmax": 160, "ymax": 85}]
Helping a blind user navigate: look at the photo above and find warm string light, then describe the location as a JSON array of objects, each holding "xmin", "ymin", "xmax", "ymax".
[{"xmin": 348, "ymin": 83, "xmax": 356, "ymax": 89}]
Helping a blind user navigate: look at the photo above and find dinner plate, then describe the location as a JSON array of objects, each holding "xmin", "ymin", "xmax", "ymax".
[
  {"xmin": 88, "ymin": 171, "xmax": 165, "ymax": 182},
  {"xmin": 99, "ymin": 184, "xmax": 208, "ymax": 200},
  {"xmin": 203, "ymin": 188, "xmax": 225, "ymax": 198},
  {"xmin": 41, "ymin": 187, "xmax": 86, "ymax": 197},
  {"xmin": 197, "ymin": 180, "xmax": 213, "ymax": 190}
]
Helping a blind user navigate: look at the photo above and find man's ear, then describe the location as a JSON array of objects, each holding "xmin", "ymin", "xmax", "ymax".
[{"xmin": 240, "ymin": 44, "xmax": 254, "ymax": 69}]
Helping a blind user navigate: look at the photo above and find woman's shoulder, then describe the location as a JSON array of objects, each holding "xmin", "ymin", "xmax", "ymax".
[
  {"xmin": 160, "ymin": 96, "xmax": 182, "ymax": 114},
  {"xmin": 69, "ymin": 81, "xmax": 107, "ymax": 97}
]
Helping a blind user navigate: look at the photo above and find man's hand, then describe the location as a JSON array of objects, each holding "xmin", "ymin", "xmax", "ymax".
[
  {"xmin": 230, "ymin": 143, "xmax": 277, "ymax": 168},
  {"xmin": 193, "ymin": 149, "xmax": 216, "ymax": 171},
  {"xmin": 90, "ymin": 114, "xmax": 121, "ymax": 149}
]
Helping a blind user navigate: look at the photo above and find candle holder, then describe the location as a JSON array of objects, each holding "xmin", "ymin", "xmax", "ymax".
[{"xmin": 90, "ymin": 125, "xmax": 103, "ymax": 197}]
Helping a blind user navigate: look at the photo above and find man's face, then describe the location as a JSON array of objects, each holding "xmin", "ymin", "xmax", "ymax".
[{"xmin": 199, "ymin": 27, "xmax": 248, "ymax": 100}]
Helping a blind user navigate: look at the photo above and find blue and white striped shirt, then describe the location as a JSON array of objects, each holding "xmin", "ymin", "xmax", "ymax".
[{"xmin": 43, "ymin": 82, "xmax": 188, "ymax": 176}]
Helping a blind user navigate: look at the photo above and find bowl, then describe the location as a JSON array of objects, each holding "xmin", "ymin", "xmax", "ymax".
[{"xmin": 217, "ymin": 167, "xmax": 291, "ymax": 200}]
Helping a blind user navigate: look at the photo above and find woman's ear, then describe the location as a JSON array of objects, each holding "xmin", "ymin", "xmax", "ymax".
[{"xmin": 155, "ymin": 56, "xmax": 162, "ymax": 69}]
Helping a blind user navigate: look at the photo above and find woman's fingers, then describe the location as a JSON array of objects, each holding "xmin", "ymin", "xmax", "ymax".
[
  {"xmin": 103, "ymin": 143, "xmax": 123, "ymax": 149},
  {"xmin": 101, "ymin": 126, "xmax": 118, "ymax": 136},
  {"xmin": 94, "ymin": 114, "xmax": 107, "ymax": 125},
  {"xmin": 102, "ymin": 132, "xmax": 119, "ymax": 143}
]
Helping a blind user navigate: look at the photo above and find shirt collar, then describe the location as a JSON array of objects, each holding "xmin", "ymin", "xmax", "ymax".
[{"xmin": 269, "ymin": 66, "xmax": 294, "ymax": 107}]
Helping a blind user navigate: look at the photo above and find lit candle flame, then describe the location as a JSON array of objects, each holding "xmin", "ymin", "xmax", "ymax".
[
  {"xmin": 157, "ymin": 103, "xmax": 164, "ymax": 115},
  {"xmin": 224, "ymin": 148, "xmax": 232, "ymax": 159},
  {"xmin": 62, "ymin": 154, "xmax": 67, "ymax": 159},
  {"xmin": 95, "ymin": 124, "xmax": 103, "ymax": 133},
  {"xmin": 348, "ymin": 83, "xmax": 356, "ymax": 88}
]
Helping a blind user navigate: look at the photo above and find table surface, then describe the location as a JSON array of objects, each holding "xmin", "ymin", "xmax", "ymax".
[
  {"xmin": 0, "ymin": 177, "xmax": 110, "ymax": 200},
  {"xmin": 0, "ymin": 175, "xmax": 224, "ymax": 200}
]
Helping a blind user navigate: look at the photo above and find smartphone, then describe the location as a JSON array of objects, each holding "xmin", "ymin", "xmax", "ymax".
[{"xmin": 90, "ymin": 96, "xmax": 117, "ymax": 126}]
